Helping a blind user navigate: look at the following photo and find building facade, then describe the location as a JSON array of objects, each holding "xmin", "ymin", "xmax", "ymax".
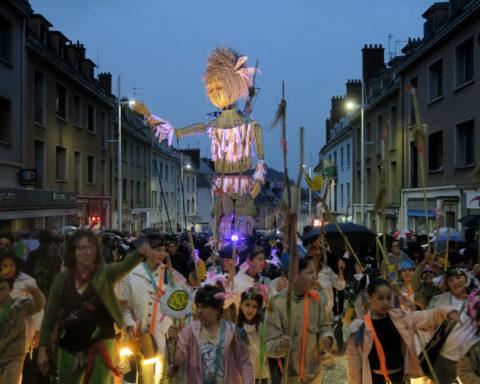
[
  {"xmin": 398, "ymin": 0, "xmax": 480, "ymax": 231},
  {"xmin": 0, "ymin": 4, "xmax": 115, "ymax": 231}
]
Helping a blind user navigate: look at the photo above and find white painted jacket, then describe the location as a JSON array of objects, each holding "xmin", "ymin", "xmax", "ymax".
[
  {"xmin": 12, "ymin": 272, "xmax": 44, "ymax": 354},
  {"xmin": 318, "ymin": 263, "xmax": 345, "ymax": 313},
  {"xmin": 121, "ymin": 263, "xmax": 186, "ymax": 357}
]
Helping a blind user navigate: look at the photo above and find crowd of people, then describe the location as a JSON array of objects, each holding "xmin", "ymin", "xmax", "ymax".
[{"xmin": 0, "ymin": 225, "xmax": 479, "ymax": 384}]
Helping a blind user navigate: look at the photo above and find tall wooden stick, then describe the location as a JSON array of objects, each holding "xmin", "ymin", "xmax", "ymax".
[{"xmin": 411, "ymin": 88, "xmax": 430, "ymax": 233}]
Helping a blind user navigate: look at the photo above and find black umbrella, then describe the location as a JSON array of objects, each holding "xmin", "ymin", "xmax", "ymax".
[
  {"xmin": 302, "ymin": 222, "xmax": 376, "ymax": 254},
  {"xmin": 458, "ymin": 214, "xmax": 480, "ymax": 230}
]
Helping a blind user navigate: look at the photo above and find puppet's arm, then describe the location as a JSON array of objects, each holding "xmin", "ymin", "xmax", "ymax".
[
  {"xmin": 251, "ymin": 121, "xmax": 266, "ymax": 199},
  {"xmin": 131, "ymin": 101, "xmax": 176, "ymax": 145},
  {"xmin": 175, "ymin": 123, "xmax": 208, "ymax": 138}
]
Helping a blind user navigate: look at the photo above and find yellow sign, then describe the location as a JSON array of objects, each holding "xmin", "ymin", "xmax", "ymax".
[{"xmin": 167, "ymin": 290, "xmax": 189, "ymax": 311}]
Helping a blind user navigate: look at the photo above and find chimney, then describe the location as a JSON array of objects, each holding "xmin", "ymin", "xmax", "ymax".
[
  {"xmin": 346, "ymin": 79, "xmax": 362, "ymax": 104},
  {"xmin": 325, "ymin": 118, "xmax": 331, "ymax": 143},
  {"xmin": 362, "ymin": 44, "xmax": 385, "ymax": 85},
  {"xmin": 331, "ymin": 95, "xmax": 345, "ymax": 125},
  {"xmin": 98, "ymin": 72, "xmax": 112, "ymax": 93}
]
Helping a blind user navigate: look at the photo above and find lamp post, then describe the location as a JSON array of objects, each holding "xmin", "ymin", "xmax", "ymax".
[
  {"xmin": 346, "ymin": 85, "xmax": 365, "ymax": 226},
  {"xmin": 180, "ymin": 160, "xmax": 191, "ymax": 231},
  {"xmin": 116, "ymin": 77, "xmax": 135, "ymax": 231}
]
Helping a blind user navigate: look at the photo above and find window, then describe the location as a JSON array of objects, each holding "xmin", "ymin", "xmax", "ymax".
[
  {"xmin": 377, "ymin": 114, "xmax": 383, "ymax": 154},
  {"xmin": 152, "ymin": 191, "xmax": 157, "ymax": 208},
  {"xmin": 159, "ymin": 162, "xmax": 163, "ymax": 179},
  {"xmin": 100, "ymin": 112, "xmax": 107, "ymax": 149},
  {"xmin": 456, "ymin": 120, "xmax": 474, "ymax": 167},
  {"xmin": 428, "ymin": 131, "xmax": 443, "ymax": 171},
  {"xmin": 122, "ymin": 139, "xmax": 127, "ymax": 161},
  {"xmin": 0, "ymin": 96, "xmax": 11, "ymax": 143},
  {"xmin": 192, "ymin": 197, "xmax": 195, "ymax": 214},
  {"xmin": 165, "ymin": 163, "xmax": 169, "ymax": 181},
  {"xmin": 187, "ymin": 199, "xmax": 190, "ymax": 214},
  {"xmin": 340, "ymin": 184, "xmax": 344, "ymax": 207},
  {"xmin": 122, "ymin": 178, "xmax": 127, "ymax": 200},
  {"xmin": 346, "ymin": 143, "xmax": 351, "ymax": 166},
  {"xmin": 410, "ymin": 141, "xmax": 418, "ymax": 188},
  {"xmin": 144, "ymin": 182, "xmax": 147, "ymax": 203},
  {"xmin": 366, "ymin": 121, "xmax": 371, "ymax": 141},
  {"xmin": 74, "ymin": 151, "xmax": 81, "ymax": 193},
  {"xmin": 55, "ymin": 84, "xmax": 67, "ymax": 119},
  {"xmin": 130, "ymin": 143, "xmax": 134, "ymax": 163},
  {"xmin": 340, "ymin": 147, "xmax": 344, "ymax": 169},
  {"xmin": 334, "ymin": 184, "xmax": 337, "ymax": 212},
  {"xmin": 409, "ymin": 77, "xmax": 418, "ymax": 126},
  {"xmin": 87, "ymin": 103, "xmax": 95, "ymax": 132},
  {"xmin": 101, "ymin": 159, "xmax": 106, "ymax": 195},
  {"xmin": 428, "ymin": 59, "xmax": 443, "ymax": 100},
  {"xmin": 136, "ymin": 145, "xmax": 140, "ymax": 165},
  {"xmin": 34, "ymin": 140, "xmax": 45, "ymax": 189},
  {"xmin": 333, "ymin": 151, "xmax": 337, "ymax": 166},
  {"xmin": 347, "ymin": 182, "xmax": 351, "ymax": 202},
  {"xmin": 87, "ymin": 155, "xmax": 96, "ymax": 184},
  {"xmin": 58, "ymin": 41, "xmax": 66, "ymax": 59},
  {"xmin": 55, "ymin": 146, "xmax": 67, "ymax": 181},
  {"xmin": 389, "ymin": 105, "xmax": 397, "ymax": 149},
  {"xmin": 34, "ymin": 71, "xmax": 46, "ymax": 124},
  {"xmin": 455, "ymin": 37, "xmax": 474, "ymax": 87},
  {"xmin": 73, "ymin": 95, "xmax": 82, "ymax": 127},
  {"xmin": 0, "ymin": 16, "xmax": 12, "ymax": 62},
  {"xmin": 390, "ymin": 162, "xmax": 397, "ymax": 200},
  {"xmin": 137, "ymin": 181, "xmax": 141, "ymax": 202},
  {"xmin": 130, "ymin": 180, "xmax": 134, "ymax": 205}
]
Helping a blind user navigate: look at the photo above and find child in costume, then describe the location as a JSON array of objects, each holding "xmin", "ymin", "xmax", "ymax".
[
  {"xmin": 457, "ymin": 297, "xmax": 480, "ymax": 383},
  {"xmin": 345, "ymin": 278, "xmax": 459, "ymax": 384},
  {"xmin": 264, "ymin": 256, "xmax": 335, "ymax": 383},
  {"xmin": 0, "ymin": 276, "xmax": 45, "ymax": 384},
  {"xmin": 237, "ymin": 287, "xmax": 270, "ymax": 383},
  {"xmin": 170, "ymin": 285, "xmax": 254, "ymax": 384}
]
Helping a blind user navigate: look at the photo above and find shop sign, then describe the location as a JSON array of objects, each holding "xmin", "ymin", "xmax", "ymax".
[{"xmin": 466, "ymin": 191, "xmax": 480, "ymax": 209}]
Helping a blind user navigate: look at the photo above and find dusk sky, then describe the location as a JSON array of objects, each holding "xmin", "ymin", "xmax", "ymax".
[{"xmin": 30, "ymin": 0, "xmax": 433, "ymax": 174}]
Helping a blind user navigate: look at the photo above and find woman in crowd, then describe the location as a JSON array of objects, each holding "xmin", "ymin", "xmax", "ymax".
[
  {"xmin": 265, "ymin": 256, "xmax": 335, "ymax": 383},
  {"xmin": 37, "ymin": 230, "xmax": 159, "ymax": 383},
  {"xmin": 237, "ymin": 287, "xmax": 270, "ymax": 383},
  {"xmin": 170, "ymin": 284, "xmax": 254, "ymax": 384},
  {"xmin": 345, "ymin": 278, "xmax": 460, "ymax": 384},
  {"xmin": 427, "ymin": 267, "xmax": 480, "ymax": 384}
]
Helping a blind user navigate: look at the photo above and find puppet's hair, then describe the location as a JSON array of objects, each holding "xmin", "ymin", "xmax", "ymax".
[{"xmin": 204, "ymin": 47, "xmax": 256, "ymax": 102}]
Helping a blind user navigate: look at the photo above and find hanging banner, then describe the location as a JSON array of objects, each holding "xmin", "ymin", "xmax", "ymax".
[{"xmin": 160, "ymin": 284, "xmax": 193, "ymax": 318}]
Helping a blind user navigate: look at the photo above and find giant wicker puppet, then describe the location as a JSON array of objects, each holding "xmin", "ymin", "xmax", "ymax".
[{"xmin": 132, "ymin": 47, "xmax": 266, "ymax": 242}]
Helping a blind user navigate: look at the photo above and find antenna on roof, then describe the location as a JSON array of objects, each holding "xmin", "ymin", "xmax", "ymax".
[{"xmin": 133, "ymin": 87, "xmax": 144, "ymax": 98}]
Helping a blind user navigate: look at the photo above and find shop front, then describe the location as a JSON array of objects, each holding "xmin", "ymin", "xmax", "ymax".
[
  {"xmin": 76, "ymin": 196, "xmax": 112, "ymax": 229},
  {"xmin": 0, "ymin": 189, "xmax": 77, "ymax": 231}
]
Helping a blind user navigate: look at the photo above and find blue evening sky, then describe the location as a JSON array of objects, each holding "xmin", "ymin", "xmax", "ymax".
[{"xmin": 30, "ymin": 0, "xmax": 432, "ymax": 173}]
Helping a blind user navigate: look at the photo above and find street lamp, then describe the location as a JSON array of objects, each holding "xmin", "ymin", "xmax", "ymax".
[
  {"xmin": 117, "ymin": 95, "xmax": 136, "ymax": 231},
  {"xmin": 180, "ymin": 162, "xmax": 191, "ymax": 231},
  {"xmin": 346, "ymin": 87, "xmax": 365, "ymax": 226}
]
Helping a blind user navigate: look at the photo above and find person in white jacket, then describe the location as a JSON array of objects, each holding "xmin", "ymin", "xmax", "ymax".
[
  {"xmin": 307, "ymin": 245, "xmax": 346, "ymax": 314},
  {"xmin": 0, "ymin": 252, "xmax": 43, "ymax": 356},
  {"xmin": 121, "ymin": 234, "xmax": 186, "ymax": 384}
]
